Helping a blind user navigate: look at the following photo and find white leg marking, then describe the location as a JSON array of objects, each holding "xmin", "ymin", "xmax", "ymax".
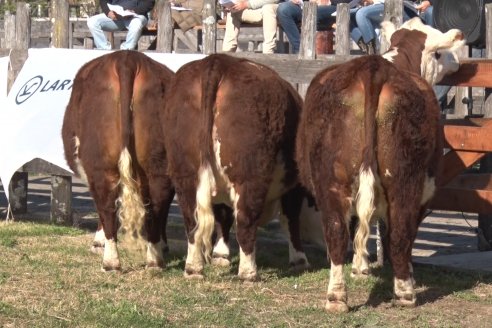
[
  {"xmin": 326, "ymin": 262, "xmax": 348, "ymax": 313},
  {"xmin": 212, "ymin": 237, "xmax": 231, "ymax": 267},
  {"xmin": 184, "ymin": 241, "xmax": 204, "ymax": 279},
  {"xmin": 238, "ymin": 247, "xmax": 257, "ymax": 281},
  {"xmin": 102, "ymin": 238, "xmax": 121, "ymax": 271},
  {"xmin": 278, "ymin": 213, "xmax": 310, "ymax": 270},
  {"xmin": 394, "ymin": 276, "xmax": 416, "ymax": 307},
  {"xmin": 93, "ymin": 228, "xmax": 105, "ymax": 247},
  {"xmin": 146, "ymin": 240, "xmax": 165, "ymax": 269}
]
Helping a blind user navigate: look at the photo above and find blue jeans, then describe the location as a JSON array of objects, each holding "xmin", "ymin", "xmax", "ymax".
[
  {"xmin": 350, "ymin": 3, "xmax": 417, "ymax": 44},
  {"xmin": 277, "ymin": 2, "xmax": 336, "ymax": 54},
  {"xmin": 87, "ymin": 13, "xmax": 148, "ymax": 50}
]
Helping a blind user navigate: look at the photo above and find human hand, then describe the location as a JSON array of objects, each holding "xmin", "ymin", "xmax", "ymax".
[
  {"xmin": 415, "ymin": 0, "xmax": 431, "ymax": 12},
  {"xmin": 231, "ymin": 0, "xmax": 249, "ymax": 12},
  {"xmin": 361, "ymin": 0, "xmax": 374, "ymax": 6},
  {"xmin": 108, "ymin": 10, "xmax": 117, "ymax": 20}
]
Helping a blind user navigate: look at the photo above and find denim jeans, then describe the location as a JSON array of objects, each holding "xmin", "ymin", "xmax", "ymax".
[
  {"xmin": 277, "ymin": 2, "xmax": 336, "ymax": 54},
  {"xmin": 87, "ymin": 13, "xmax": 148, "ymax": 50},
  {"xmin": 350, "ymin": 3, "xmax": 417, "ymax": 44}
]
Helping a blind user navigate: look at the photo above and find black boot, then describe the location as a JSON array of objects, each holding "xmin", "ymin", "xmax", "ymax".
[
  {"xmin": 356, "ymin": 38, "xmax": 368, "ymax": 54},
  {"xmin": 366, "ymin": 39, "xmax": 377, "ymax": 55}
]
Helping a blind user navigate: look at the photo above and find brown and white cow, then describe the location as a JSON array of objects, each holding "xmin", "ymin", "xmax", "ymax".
[
  {"xmin": 295, "ymin": 17, "xmax": 465, "ymax": 312},
  {"xmin": 62, "ymin": 50, "xmax": 175, "ymax": 271},
  {"xmin": 162, "ymin": 54, "xmax": 309, "ymax": 280}
]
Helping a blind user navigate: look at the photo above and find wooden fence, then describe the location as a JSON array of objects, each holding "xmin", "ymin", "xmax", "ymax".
[{"xmin": 1, "ymin": 0, "xmax": 492, "ymax": 248}]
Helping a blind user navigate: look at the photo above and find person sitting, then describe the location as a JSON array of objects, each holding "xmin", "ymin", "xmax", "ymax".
[
  {"xmin": 350, "ymin": 0, "xmax": 421, "ymax": 54},
  {"xmin": 87, "ymin": 0, "xmax": 155, "ymax": 50},
  {"xmin": 415, "ymin": 0, "xmax": 434, "ymax": 26},
  {"xmin": 222, "ymin": 0, "xmax": 280, "ymax": 54},
  {"xmin": 277, "ymin": 0, "xmax": 351, "ymax": 54}
]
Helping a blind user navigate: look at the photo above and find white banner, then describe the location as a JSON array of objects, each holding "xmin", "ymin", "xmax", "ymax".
[{"xmin": 0, "ymin": 48, "xmax": 205, "ymax": 201}]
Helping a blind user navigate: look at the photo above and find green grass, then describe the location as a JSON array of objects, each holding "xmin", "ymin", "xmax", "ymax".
[{"xmin": 0, "ymin": 221, "xmax": 491, "ymax": 328}]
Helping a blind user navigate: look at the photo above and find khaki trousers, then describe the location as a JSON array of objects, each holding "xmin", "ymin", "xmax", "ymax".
[{"xmin": 222, "ymin": 4, "xmax": 279, "ymax": 54}]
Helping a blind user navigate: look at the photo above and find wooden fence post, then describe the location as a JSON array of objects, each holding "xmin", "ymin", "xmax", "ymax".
[
  {"xmin": 315, "ymin": 0, "xmax": 332, "ymax": 54},
  {"xmin": 298, "ymin": 2, "xmax": 317, "ymax": 98},
  {"xmin": 51, "ymin": 0, "xmax": 69, "ymax": 48},
  {"xmin": 14, "ymin": 1, "xmax": 30, "ymax": 49},
  {"xmin": 381, "ymin": 0, "xmax": 402, "ymax": 53},
  {"xmin": 477, "ymin": 4, "xmax": 492, "ymax": 250},
  {"xmin": 202, "ymin": 0, "xmax": 217, "ymax": 55},
  {"xmin": 156, "ymin": 0, "xmax": 173, "ymax": 53},
  {"xmin": 335, "ymin": 3, "xmax": 350, "ymax": 56},
  {"xmin": 5, "ymin": 3, "xmax": 30, "ymax": 216}
]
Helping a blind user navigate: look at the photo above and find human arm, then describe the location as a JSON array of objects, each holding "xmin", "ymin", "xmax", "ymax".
[{"xmin": 415, "ymin": 0, "xmax": 432, "ymax": 12}]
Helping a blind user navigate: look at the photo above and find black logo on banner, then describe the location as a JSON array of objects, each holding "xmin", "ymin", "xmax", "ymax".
[{"xmin": 15, "ymin": 75, "xmax": 73, "ymax": 105}]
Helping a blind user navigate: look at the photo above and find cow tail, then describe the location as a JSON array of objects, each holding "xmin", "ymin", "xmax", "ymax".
[
  {"xmin": 193, "ymin": 57, "xmax": 222, "ymax": 261},
  {"xmin": 116, "ymin": 59, "xmax": 146, "ymax": 249},
  {"xmin": 353, "ymin": 71, "xmax": 384, "ymax": 268}
]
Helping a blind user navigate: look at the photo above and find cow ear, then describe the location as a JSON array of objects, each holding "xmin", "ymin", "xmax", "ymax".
[
  {"xmin": 380, "ymin": 21, "xmax": 396, "ymax": 45},
  {"xmin": 435, "ymin": 29, "xmax": 466, "ymax": 51}
]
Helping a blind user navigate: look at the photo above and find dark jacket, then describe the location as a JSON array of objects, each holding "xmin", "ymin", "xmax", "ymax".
[{"xmin": 100, "ymin": 0, "xmax": 155, "ymax": 16}]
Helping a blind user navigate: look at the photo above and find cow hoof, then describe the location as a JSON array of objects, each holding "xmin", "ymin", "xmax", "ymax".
[
  {"xmin": 212, "ymin": 256, "xmax": 231, "ymax": 267},
  {"xmin": 393, "ymin": 295, "xmax": 416, "ymax": 307},
  {"xmin": 238, "ymin": 271, "xmax": 258, "ymax": 282},
  {"xmin": 146, "ymin": 261, "xmax": 165, "ymax": 270},
  {"xmin": 90, "ymin": 245, "xmax": 104, "ymax": 255},
  {"xmin": 101, "ymin": 264, "xmax": 121, "ymax": 272},
  {"xmin": 350, "ymin": 268, "xmax": 370, "ymax": 279},
  {"xmin": 184, "ymin": 271, "xmax": 204, "ymax": 280},
  {"xmin": 325, "ymin": 301, "xmax": 349, "ymax": 313},
  {"xmin": 289, "ymin": 259, "xmax": 311, "ymax": 272}
]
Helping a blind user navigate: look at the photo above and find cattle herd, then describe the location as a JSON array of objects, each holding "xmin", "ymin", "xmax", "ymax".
[{"xmin": 61, "ymin": 17, "xmax": 465, "ymax": 312}]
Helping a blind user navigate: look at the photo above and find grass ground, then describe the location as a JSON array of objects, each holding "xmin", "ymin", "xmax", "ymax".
[{"xmin": 0, "ymin": 220, "xmax": 491, "ymax": 328}]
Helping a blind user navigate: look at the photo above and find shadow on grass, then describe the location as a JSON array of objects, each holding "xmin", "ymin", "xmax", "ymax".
[{"xmin": 361, "ymin": 262, "xmax": 492, "ymax": 308}]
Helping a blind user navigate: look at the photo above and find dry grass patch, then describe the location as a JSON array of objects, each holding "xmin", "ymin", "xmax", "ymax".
[{"xmin": 0, "ymin": 221, "xmax": 491, "ymax": 327}]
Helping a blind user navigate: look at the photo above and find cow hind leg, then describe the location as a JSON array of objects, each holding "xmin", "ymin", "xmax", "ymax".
[
  {"xmin": 234, "ymin": 183, "xmax": 267, "ymax": 281},
  {"xmin": 175, "ymin": 176, "xmax": 205, "ymax": 279},
  {"xmin": 212, "ymin": 204, "xmax": 233, "ymax": 267},
  {"xmin": 89, "ymin": 170, "xmax": 121, "ymax": 271},
  {"xmin": 320, "ymin": 194, "xmax": 351, "ymax": 312},
  {"xmin": 91, "ymin": 221, "xmax": 105, "ymax": 255},
  {"xmin": 386, "ymin": 196, "xmax": 421, "ymax": 307},
  {"xmin": 279, "ymin": 187, "xmax": 310, "ymax": 271},
  {"xmin": 144, "ymin": 175, "xmax": 175, "ymax": 269}
]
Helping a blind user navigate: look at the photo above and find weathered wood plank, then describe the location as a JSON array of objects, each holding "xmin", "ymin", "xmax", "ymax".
[
  {"xmin": 51, "ymin": 0, "xmax": 69, "ymax": 48},
  {"xmin": 443, "ymin": 125, "xmax": 492, "ymax": 152},
  {"xmin": 431, "ymin": 187, "xmax": 492, "ymax": 214},
  {"xmin": 440, "ymin": 59, "xmax": 492, "ymax": 88},
  {"xmin": 156, "ymin": 0, "xmax": 173, "ymax": 53}
]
